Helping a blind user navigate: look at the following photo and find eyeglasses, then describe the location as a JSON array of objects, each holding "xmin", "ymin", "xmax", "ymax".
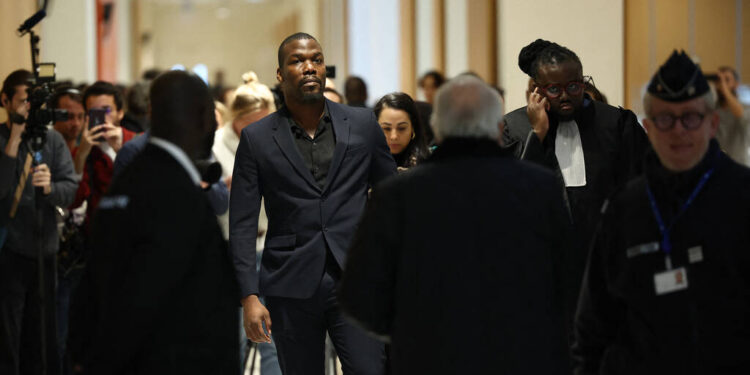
[
  {"xmin": 536, "ymin": 76, "xmax": 592, "ymax": 99},
  {"xmin": 650, "ymin": 112, "xmax": 706, "ymax": 131}
]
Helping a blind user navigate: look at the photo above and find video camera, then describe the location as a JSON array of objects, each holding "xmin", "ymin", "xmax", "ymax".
[{"xmin": 13, "ymin": 6, "xmax": 67, "ymax": 152}]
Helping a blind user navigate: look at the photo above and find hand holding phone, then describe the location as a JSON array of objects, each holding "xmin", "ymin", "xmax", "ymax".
[{"xmin": 88, "ymin": 108, "xmax": 108, "ymax": 142}]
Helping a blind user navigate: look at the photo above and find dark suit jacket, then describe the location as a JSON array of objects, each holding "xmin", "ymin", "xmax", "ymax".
[
  {"xmin": 112, "ymin": 131, "xmax": 230, "ymax": 215},
  {"xmin": 229, "ymin": 100, "xmax": 396, "ymax": 299},
  {"xmin": 340, "ymin": 138, "xmax": 572, "ymax": 375},
  {"xmin": 84, "ymin": 144, "xmax": 239, "ymax": 374}
]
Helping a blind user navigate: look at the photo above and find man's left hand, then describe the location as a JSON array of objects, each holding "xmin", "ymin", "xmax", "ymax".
[
  {"xmin": 99, "ymin": 123, "xmax": 124, "ymax": 153},
  {"xmin": 32, "ymin": 163, "xmax": 52, "ymax": 195}
]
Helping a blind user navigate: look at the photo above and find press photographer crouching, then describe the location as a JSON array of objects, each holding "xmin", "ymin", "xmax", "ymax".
[{"xmin": 0, "ymin": 69, "xmax": 77, "ymax": 374}]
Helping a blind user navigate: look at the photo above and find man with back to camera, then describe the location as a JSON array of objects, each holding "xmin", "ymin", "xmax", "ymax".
[
  {"xmin": 83, "ymin": 70, "xmax": 239, "ymax": 373},
  {"xmin": 339, "ymin": 75, "xmax": 572, "ymax": 375},
  {"xmin": 230, "ymin": 32, "xmax": 396, "ymax": 374},
  {"xmin": 0, "ymin": 69, "xmax": 77, "ymax": 374},
  {"xmin": 502, "ymin": 39, "xmax": 650, "ymax": 327},
  {"xmin": 344, "ymin": 76, "xmax": 369, "ymax": 107},
  {"xmin": 573, "ymin": 51, "xmax": 750, "ymax": 374}
]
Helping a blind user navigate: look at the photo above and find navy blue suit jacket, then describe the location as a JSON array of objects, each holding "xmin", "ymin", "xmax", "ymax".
[{"xmin": 229, "ymin": 100, "xmax": 396, "ymax": 299}]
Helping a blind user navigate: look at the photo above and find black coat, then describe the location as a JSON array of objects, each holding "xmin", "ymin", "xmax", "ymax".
[
  {"xmin": 573, "ymin": 140, "xmax": 750, "ymax": 374},
  {"xmin": 83, "ymin": 144, "xmax": 239, "ymax": 374},
  {"xmin": 502, "ymin": 98, "xmax": 649, "ymax": 320},
  {"xmin": 340, "ymin": 138, "xmax": 572, "ymax": 375}
]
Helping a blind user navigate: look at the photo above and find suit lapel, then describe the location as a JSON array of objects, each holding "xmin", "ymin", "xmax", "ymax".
[
  {"xmin": 271, "ymin": 114, "xmax": 322, "ymax": 192},
  {"xmin": 322, "ymin": 102, "xmax": 350, "ymax": 195}
]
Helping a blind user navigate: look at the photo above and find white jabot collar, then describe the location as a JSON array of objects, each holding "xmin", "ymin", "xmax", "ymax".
[
  {"xmin": 555, "ymin": 119, "xmax": 587, "ymax": 187},
  {"xmin": 149, "ymin": 137, "xmax": 201, "ymax": 186}
]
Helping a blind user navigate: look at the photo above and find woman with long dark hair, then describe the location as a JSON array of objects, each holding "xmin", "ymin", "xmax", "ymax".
[{"xmin": 374, "ymin": 92, "xmax": 430, "ymax": 170}]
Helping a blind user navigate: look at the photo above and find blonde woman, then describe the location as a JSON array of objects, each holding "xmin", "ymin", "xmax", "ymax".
[
  {"xmin": 213, "ymin": 71, "xmax": 275, "ymax": 238},
  {"xmin": 212, "ymin": 71, "xmax": 281, "ymax": 373}
]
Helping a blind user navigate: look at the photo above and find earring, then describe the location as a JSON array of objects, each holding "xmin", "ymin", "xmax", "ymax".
[{"xmin": 411, "ymin": 132, "xmax": 415, "ymax": 140}]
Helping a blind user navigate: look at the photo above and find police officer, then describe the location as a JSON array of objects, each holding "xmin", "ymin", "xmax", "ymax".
[{"xmin": 572, "ymin": 51, "xmax": 750, "ymax": 374}]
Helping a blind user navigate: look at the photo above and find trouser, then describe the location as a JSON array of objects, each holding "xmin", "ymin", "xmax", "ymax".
[
  {"xmin": 0, "ymin": 250, "xmax": 60, "ymax": 375},
  {"xmin": 265, "ymin": 270, "xmax": 385, "ymax": 375},
  {"xmin": 243, "ymin": 249, "xmax": 282, "ymax": 375},
  {"xmin": 56, "ymin": 266, "xmax": 83, "ymax": 375}
]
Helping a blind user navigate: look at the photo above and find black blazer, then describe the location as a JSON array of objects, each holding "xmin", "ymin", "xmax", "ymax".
[
  {"xmin": 340, "ymin": 138, "xmax": 572, "ymax": 375},
  {"xmin": 84, "ymin": 144, "xmax": 239, "ymax": 374},
  {"xmin": 229, "ymin": 100, "xmax": 396, "ymax": 299}
]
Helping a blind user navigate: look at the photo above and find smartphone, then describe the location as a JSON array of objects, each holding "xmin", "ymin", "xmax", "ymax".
[
  {"xmin": 88, "ymin": 108, "xmax": 107, "ymax": 129},
  {"xmin": 88, "ymin": 108, "xmax": 107, "ymax": 142},
  {"xmin": 704, "ymin": 73, "xmax": 719, "ymax": 81}
]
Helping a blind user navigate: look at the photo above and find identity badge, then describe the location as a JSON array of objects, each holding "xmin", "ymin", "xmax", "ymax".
[{"xmin": 654, "ymin": 267, "xmax": 688, "ymax": 295}]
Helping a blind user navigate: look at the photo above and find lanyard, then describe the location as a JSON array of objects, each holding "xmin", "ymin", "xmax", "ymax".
[{"xmin": 645, "ymin": 166, "xmax": 714, "ymax": 269}]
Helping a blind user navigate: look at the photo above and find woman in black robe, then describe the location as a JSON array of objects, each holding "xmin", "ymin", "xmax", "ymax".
[{"xmin": 502, "ymin": 39, "xmax": 650, "ymax": 333}]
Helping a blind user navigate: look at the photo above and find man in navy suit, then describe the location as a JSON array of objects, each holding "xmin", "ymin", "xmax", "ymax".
[{"xmin": 229, "ymin": 33, "xmax": 396, "ymax": 374}]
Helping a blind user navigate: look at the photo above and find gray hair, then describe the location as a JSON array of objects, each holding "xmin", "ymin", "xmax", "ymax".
[
  {"xmin": 431, "ymin": 75, "xmax": 503, "ymax": 142},
  {"xmin": 643, "ymin": 88, "xmax": 716, "ymax": 118}
]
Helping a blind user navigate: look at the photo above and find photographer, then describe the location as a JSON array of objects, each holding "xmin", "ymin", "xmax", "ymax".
[
  {"xmin": 0, "ymin": 69, "xmax": 77, "ymax": 374},
  {"xmin": 70, "ymin": 81, "xmax": 137, "ymax": 230},
  {"xmin": 713, "ymin": 67, "xmax": 750, "ymax": 166}
]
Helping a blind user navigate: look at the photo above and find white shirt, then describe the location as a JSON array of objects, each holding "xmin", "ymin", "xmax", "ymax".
[
  {"xmin": 212, "ymin": 125, "xmax": 240, "ymax": 178},
  {"xmin": 555, "ymin": 119, "xmax": 587, "ymax": 187}
]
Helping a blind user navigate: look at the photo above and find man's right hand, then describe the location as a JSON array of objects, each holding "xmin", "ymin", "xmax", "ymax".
[
  {"xmin": 74, "ymin": 125, "xmax": 98, "ymax": 174},
  {"xmin": 79, "ymin": 125, "xmax": 100, "ymax": 154},
  {"xmin": 241, "ymin": 294, "xmax": 272, "ymax": 343},
  {"xmin": 527, "ymin": 87, "xmax": 550, "ymax": 142},
  {"xmin": 4, "ymin": 120, "xmax": 26, "ymax": 158}
]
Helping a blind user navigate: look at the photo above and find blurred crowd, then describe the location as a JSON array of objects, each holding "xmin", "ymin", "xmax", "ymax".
[{"xmin": 1, "ymin": 32, "xmax": 749, "ymax": 375}]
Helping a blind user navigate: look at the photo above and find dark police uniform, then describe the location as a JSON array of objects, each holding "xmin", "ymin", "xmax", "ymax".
[
  {"xmin": 574, "ymin": 142, "xmax": 750, "ymax": 374},
  {"xmin": 573, "ymin": 51, "xmax": 750, "ymax": 375}
]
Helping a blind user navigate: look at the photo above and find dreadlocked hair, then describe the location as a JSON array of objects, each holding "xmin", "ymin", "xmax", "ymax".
[{"xmin": 518, "ymin": 39, "xmax": 582, "ymax": 79}]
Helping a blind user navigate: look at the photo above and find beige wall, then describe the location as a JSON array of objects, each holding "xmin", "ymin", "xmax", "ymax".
[
  {"xmin": 625, "ymin": 0, "xmax": 749, "ymax": 115},
  {"xmin": 444, "ymin": 0, "xmax": 468, "ymax": 78},
  {"xmin": 498, "ymin": 0, "xmax": 625, "ymax": 113},
  {"xmin": 0, "ymin": 1, "xmax": 37, "ymax": 123},
  {"xmin": 319, "ymin": 0, "xmax": 348, "ymax": 91},
  {"xmin": 0, "ymin": 1, "xmax": 36, "ymax": 78},
  {"xmin": 137, "ymin": 0, "xmax": 319, "ymax": 89},
  {"xmin": 41, "ymin": 0, "xmax": 97, "ymax": 84},
  {"xmin": 467, "ymin": 0, "xmax": 497, "ymax": 85}
]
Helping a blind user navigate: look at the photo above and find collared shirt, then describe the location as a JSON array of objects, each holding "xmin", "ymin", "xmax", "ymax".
[
  {"xmin": 286, "ymin": 105, "xmax": 336, "ymax": 189},
  {"xmin": 149, "ymin": 136, "xmax": 201, "ymax": 186}
]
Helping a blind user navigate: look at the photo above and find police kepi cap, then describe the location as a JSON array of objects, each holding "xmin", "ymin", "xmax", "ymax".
[{"xmin": 647, "ymin": 50, "xmax": 710, "ymax": 102}]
